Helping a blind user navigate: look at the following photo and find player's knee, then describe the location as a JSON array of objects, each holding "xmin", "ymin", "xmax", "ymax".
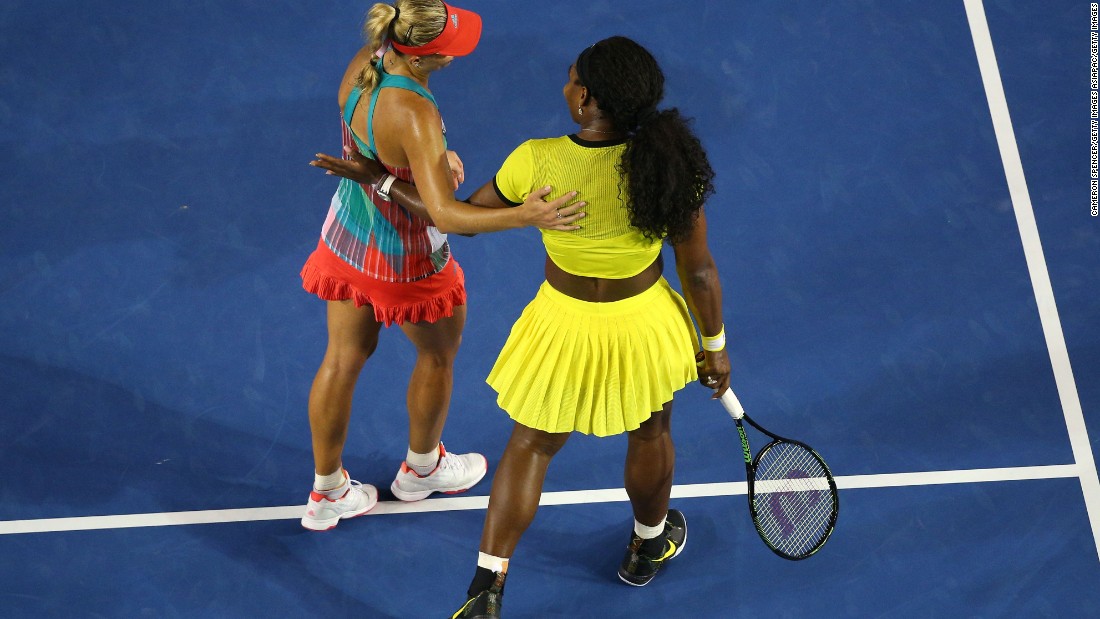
[
  {"xmin": 510, "ymin": 427, "xmax": 568, "ymax": 458},
  {"xmin": 416, "ymin": 346, "xmax": 458, "ymax": 369},
  {"xmin": 322, "ymin": 345, "xmax": 372, "ymax": 377}
]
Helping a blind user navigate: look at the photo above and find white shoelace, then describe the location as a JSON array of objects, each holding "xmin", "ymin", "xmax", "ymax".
[
  {"xmin": 437, "ymin": 452, "xmax": 467, "ymax": 475},
  {"xmin": 428, "ymin": 443, "xmax": 464, "ymax": 474}
]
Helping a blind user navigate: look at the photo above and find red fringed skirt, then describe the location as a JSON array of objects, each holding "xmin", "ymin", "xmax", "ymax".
[{"xmin": 300, "ymin": 239, "xmax": 466, "ymax": 327}]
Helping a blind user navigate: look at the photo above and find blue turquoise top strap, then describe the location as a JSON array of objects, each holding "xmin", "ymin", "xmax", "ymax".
[
  {"xmin": 343, "ymin": 86, "xmax": 364, "ymax": 126},
  {"xmin": 366, "ymin": 62, "xmax": 443, "ymax": 155},
  {"xmin": 342, "ymin": 86, "xmax": 370, "ymax": 154},
  {"xmin": 340, "ymin": 63, "xmax": 445, "ymax": 159}
]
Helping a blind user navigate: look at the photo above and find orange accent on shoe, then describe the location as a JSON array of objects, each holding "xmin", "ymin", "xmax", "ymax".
[
  {"xmin": 401, "ymin": 443, "xmax": 447, "ymax": 478},
  {"xmin": 309, "ymin": 484, "xmax": 350, "ymax": 503}
]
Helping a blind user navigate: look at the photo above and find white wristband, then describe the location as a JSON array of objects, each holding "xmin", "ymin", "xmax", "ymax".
[
  {"xmin": 377, "ymin": 174, "xmax": 398, "ymax": 200},
  {"xmin": 701, "ymin": 325, "xmax": 726, "ymax": 352}
]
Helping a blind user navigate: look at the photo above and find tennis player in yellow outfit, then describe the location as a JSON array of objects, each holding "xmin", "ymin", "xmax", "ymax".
[{"xmin": 313, "ymin": 35, "xmax": 729, "ymax": 619}]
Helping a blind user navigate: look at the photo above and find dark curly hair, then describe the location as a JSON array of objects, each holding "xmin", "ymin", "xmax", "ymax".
[{"xmin": 576, "ymin": 36, "xmax": 715, "ymax": 243}]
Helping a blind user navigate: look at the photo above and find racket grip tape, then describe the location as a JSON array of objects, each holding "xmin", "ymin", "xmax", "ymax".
[{"xmin": 718, "ymin": 389, "xmax": 746, "ymax": 420}]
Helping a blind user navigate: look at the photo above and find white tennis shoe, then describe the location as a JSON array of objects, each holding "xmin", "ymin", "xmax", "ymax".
[
  {"xmin": 390, "ymin": 443, "xmax": 488, "ymax": 502},
  {"xmin": 300, "ymin": 472, "xmax": 378, "ymax": 531}
]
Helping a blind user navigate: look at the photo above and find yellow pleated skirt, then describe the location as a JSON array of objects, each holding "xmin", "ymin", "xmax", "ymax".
[{"xmin": 487, "ymin": 278, "xmax": 700, "ymax": 437}]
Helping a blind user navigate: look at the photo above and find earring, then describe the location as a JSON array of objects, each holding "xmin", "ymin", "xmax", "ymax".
[{"xmin": 578, "ymin": 107, "xmax": 583, "ymax": 116}]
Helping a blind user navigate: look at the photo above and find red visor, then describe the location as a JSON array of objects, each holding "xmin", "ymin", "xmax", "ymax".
[{"xmin": 391, "ymin": 2, "xmax": 482, "ymax": 57}]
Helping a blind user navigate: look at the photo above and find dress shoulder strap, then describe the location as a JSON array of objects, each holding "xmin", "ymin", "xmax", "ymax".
[
  {"xmin": 367, "ymin": 62, "xmax": 442, "ymax": 155},
  {"xmin": 342, "ymin": 85, "xmax": 365, "ymax": 127}
]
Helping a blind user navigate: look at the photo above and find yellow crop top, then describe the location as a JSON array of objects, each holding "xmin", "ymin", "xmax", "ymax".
[{"xmin": 492, "ymin": 135, "xmax": 663, "ymax": 279}]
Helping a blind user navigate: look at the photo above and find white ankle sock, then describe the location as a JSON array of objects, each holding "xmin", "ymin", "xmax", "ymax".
[
  {"xmin": 477, "ymin": 552, "xmax": 509, "ymax": 574},
  {"xmin": 634, "ymin": 518, "xmax": 666, "ymax": 539},
  {"xmin": 406, "ymin": 445, "xmax": 440, "ymax": 476},
  {"xmin": 314, "ymin": 469, "xmax": 346, "ymax": 493}
]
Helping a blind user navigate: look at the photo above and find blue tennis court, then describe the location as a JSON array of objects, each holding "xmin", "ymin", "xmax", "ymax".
[{"xmin": 1, "ymin": 0, "xmax": 1097, "ymax": 616}]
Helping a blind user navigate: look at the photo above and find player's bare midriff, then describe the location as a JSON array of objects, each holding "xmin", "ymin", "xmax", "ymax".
[{"xmin": 544, "ymin": 255, "xmax": 663, "ymax": 303}]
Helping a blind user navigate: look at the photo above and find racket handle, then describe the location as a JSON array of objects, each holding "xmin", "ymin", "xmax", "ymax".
[{"xmin": 718, "ymin": 389, "xmax": 746, "ymax": 420}]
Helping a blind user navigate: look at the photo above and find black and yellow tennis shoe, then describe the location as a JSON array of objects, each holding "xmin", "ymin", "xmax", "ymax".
[
  {"xmin": 452, "ymin": 572, "xmax": 505, "ymax": 618},
  {"xmin": 617, "ymin": 509, "xmax": 687, "ymax": 587}
]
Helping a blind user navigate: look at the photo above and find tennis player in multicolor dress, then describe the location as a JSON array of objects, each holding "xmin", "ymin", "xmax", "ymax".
[{"xmin": 299, "ymin": 0, "xmax": 585, "ymax": 533}]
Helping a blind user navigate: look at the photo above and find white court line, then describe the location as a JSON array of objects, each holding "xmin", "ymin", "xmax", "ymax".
[
  {"xmin": 0, "ymin": 465, "xmax": 1079, "ymax": 535},
  {"xmin": 964, "ymin": 0, "xmax": 1100, "ymax": 561}
]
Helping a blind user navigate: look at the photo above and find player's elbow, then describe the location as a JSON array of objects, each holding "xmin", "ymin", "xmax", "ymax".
[
  {"xmin": 682, "ymin": 260, "xmax": 717, "ymax": 283},
  {"xmin": 432, "ymin": 216, "xmax": 467, "ymax": 235},
  {"xmin": 432, "ymin": 216, "xmax": 461, "ymax": 235},
  {"xmin": 680, "ymin": 264, "xmax": 718, "ymax": 290}
]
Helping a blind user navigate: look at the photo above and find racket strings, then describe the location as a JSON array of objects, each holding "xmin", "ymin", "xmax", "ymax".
[{"xmin": 752, "ymin": 441, "xmax": 835, "ymax": 556}]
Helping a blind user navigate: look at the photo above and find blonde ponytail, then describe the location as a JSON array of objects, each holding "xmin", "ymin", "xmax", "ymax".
[{"xmin": 355, "ymin": 3, "xmax": 398, "ymax": 92}]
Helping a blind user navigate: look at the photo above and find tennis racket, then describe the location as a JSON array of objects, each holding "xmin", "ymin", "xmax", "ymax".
[{"xmin": 718, "ymin": 388, "xmax": 839, "ymax": 560}]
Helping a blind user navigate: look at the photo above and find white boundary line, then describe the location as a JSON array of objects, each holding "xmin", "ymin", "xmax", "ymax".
[
  {"xmin": 964, "ymin": 0, "xmax": 1100, "ymax": 561},
  {"xmin": 0, "ymin": 465, "xmax": 1079, "ymax": 535}
]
